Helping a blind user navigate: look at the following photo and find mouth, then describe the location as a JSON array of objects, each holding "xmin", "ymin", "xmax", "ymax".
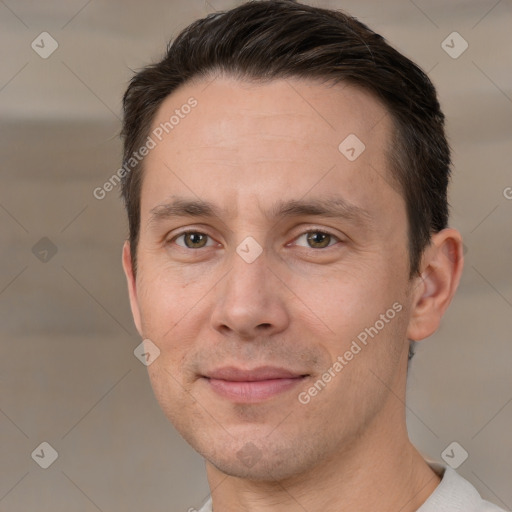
[{"xmin": 201, "ymin": 366, "xmax": 310, "ymax": 403}]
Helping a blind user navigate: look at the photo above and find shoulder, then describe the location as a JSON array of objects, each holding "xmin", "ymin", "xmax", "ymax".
[
  {"xmin": 477, "ymin": 501, "xmax": 508, "ymax": 512},
  {"xmin": 419, "ymin": 463, "xmax": 508, "ymax": 512}
]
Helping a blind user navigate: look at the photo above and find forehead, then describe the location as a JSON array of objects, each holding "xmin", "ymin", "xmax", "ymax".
[
  {"xmin": 151, "ymin": 75, "xmax": 391, "ymax": 153},
  {"xmin": 141, "ymin": 75, "xmax": 402, "ymax": 223}
]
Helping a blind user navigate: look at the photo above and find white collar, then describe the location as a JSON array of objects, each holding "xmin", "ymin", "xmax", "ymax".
[{"xmin": 195, "ymin": 461, "xmax": 497, "ymax": 512}]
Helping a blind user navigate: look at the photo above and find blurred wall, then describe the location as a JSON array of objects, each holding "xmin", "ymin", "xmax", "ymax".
[{"xmin": 1, "ymin": 1, "xmax": 511, "ymax": 510}]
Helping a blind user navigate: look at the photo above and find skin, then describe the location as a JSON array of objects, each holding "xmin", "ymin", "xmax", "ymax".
[{"xmin": 122, "ymin": 75, "xmax": 464, "ymax": 511}]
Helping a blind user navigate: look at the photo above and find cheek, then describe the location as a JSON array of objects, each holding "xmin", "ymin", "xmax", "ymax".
[
  {"xmin": 137, "ymin": 282, "xmax": 171, "ymax": 336},
  {"xmin": 298, "ymin": 265, "xmax": 401, "ymax": 332},
  {"xmin": 292, "ymin": 265, "xmax": 410, "ymax": 386},
  {"xmin": 135, "ymin": 261, "xmax": 193, "ymax": 334},
  {"xmin": 135, "ymin": 266, "xmax": 205, "ymax": 372}
]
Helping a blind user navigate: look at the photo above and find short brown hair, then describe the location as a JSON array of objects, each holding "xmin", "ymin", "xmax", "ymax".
[{"xmin": 121, "ymin": 0, "xmax": 451, "ymax": 277}]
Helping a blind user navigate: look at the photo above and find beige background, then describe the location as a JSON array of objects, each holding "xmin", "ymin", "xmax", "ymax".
[{"xmin": 1, "ymin": 0, "xmax": 511, "ymax": 511}]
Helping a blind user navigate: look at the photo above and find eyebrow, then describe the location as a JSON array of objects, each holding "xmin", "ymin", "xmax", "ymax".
[
  {"xmin": 148, "ymin": 196, "xmax": 373, "ymax": 228},
  {"xmin": 149, "ymin": 198, "xmax": 224, "ymax": 224},
  {"xmin": 268, "ymin": 197, "xmax": 373, "ymax": 226}
]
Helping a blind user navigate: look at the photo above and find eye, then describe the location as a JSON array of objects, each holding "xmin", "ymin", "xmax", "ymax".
[
  {"xmin": 293, "ymin": 230, "xmax": 340, "ymax": 249},
  {"xmin": 172, "ymin": 231, "xmax": 216, "ymax": 249}
]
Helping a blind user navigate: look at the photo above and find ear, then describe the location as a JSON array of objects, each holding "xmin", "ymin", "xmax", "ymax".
[
  {"xmin": 122, "ymin": 240, "xmax": 143, "ymax": 337},
  {"xmin": 407, "ymin": 228, "xmax": 464, "ymax": 341}
]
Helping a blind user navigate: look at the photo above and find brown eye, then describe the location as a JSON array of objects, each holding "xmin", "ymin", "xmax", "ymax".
[
  {"xmin": 294, "ymin": 231, "xmax": 338, "ymax": 249},
  {"xmin": 306, "ymin": 232, "xmax": 332, "ymax": 248},
  {"xmin": 174, "ymin": 232, "xmax": 212, "ymax": 249}
]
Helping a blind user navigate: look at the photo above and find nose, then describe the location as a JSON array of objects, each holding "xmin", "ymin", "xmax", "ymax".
[{"xmin": 210, "ymin": 244, "xmax": 290, "ymax": 340}]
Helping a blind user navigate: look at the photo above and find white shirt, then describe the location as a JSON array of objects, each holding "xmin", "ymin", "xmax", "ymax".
[
  {"xmin": 418, "ymin": 463, "xmax": 506, "ymax": 512},
  {"xmin": 195, "ymin": 462, "xmax": 507, "ymax": 511}
]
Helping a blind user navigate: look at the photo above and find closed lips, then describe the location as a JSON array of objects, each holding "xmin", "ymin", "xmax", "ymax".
[
  {"xmin": 203, "ymin": 366, "xmax": 309, "ymax": 381},
  {"xmin": 202, "ymin": 366, "xmax": 310, "ymax": 402}
]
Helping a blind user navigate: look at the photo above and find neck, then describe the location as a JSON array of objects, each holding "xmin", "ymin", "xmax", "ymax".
[{"xmin": 205, "ymin": 383, "xmax": 441, "ymax": 512}]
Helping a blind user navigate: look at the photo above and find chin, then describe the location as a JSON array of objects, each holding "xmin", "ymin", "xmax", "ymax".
[
  {"xmin": 201, "ymin": 435, "xmax": 327, "ymax": 483},
  {"xmin": 209, "ymin": 453, "xmax": 303, "ymax": 482}
]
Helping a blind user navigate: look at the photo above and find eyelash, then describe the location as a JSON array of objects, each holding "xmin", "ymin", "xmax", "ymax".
[{"xmin": 168, "ymin": 228, "xmax": 342, "ymax": 250}]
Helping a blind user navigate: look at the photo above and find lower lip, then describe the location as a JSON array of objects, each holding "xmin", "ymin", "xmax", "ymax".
[{"xmin": 205, "ymin": 376, "xmax": 307, "ymax": 402}]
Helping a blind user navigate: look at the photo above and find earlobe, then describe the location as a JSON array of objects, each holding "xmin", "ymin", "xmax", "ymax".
[
  {"xmin": 122, "ymin": 241, "xmax": 143, "ymax": 336},
  {"xmin": 406, "ymin": 228, "xmax": 464, "ymax": 342}
]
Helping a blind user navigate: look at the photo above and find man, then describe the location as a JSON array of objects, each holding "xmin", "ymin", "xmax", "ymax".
[{"xmin": 120, "ymin": 1, "xmax": 505, "ymax": 510}]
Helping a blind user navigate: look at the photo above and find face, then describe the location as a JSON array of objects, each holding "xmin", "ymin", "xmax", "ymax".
[{"xmin": 124, "ymin": 76, "xmax": 418, "ymax": 480}]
